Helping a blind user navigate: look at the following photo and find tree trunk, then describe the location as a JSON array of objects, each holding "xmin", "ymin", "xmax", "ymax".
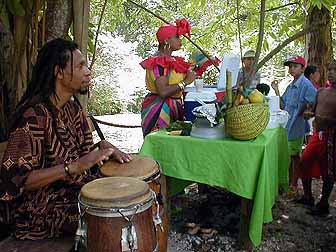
[
  {"xmin": 305, "ymin": 7, "xmax": 333, "ymax": 86},
  {"xmin": 73, "ymin": 0, "xmax": 90, "ymax": 111},
  {"xmin": 0, "ymin": 1, "xmax": 39, "ymax": 141},
  {"xmin": 13, "ymin": 15, "xmax": 30, "ymax": 103},
  {"xmin": 45, "ymin": 0, "xmax": 73, "ymax": 41},
  {"xmin": 0, "ymin": 24, "xmax": 15, "ymax": 141}
]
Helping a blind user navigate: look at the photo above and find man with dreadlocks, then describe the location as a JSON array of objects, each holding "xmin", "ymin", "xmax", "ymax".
[{"xmin": 0, "ymin": 38, "xmax": 131, "ymax": 240}]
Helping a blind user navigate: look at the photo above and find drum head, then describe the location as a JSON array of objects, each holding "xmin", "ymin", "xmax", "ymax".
[
  {"xmin": 100, "ymin": 155, "xmax": 159, "ymax": 180},
  {"xmin": 80, "ymin": 177, "xmax": 152, "ymax": 208}
]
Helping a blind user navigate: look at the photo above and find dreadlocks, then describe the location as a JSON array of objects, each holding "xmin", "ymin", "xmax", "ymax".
[{"xmin": 10, "ymin": 38, "xmax": 81, "ymax": 132}]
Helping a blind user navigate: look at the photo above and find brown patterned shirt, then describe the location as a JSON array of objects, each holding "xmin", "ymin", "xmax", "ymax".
[{"xmin": 0, "ymin": 100, "xmax": 96, "ymax": 240}]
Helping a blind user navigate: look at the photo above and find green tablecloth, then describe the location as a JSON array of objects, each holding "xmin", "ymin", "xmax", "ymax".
[{"xmin": 139, "ymin": 127, "xmax": 289, "ymax": 246}]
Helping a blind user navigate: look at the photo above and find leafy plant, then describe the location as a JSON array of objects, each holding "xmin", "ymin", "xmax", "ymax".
[
  {"xmin": 87, "ymin": 82, "xmax": 123, "ymax": 115},
  {"xmin": 126, "ymin": 87, "xmax": 147, "ymax": 113},
  {"xmin": 90, "ymin": 0, "xmax": 334, "ymax": 67},
  {"xmin": 87, "ymin": 40, "xmax": 124, "ymax": 115},
  {"xmin": 0, "ymin": 0, "xmax": 26, "ymax": 29}
]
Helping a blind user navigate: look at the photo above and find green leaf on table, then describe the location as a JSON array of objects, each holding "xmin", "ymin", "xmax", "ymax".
[{"xmin": 166, "ymin": 121, "xmax": 192, "ymax": 132}]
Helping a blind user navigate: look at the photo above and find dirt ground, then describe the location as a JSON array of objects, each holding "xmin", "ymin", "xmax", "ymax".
[{"xmin": 167, "ymin": 180, "xmax": 336, "ymax": 252}]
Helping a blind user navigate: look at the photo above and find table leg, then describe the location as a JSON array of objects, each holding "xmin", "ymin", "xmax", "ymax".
[
  {"xmin": 239, "ymin": 198, "xmax": 254, "ymax": 252},
  {"xmin": 158, "ymin": 175, "xmax": 171, "ymax": 252}
]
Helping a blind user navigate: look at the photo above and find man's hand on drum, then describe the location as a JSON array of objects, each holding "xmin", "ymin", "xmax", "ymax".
[
  {"xmin": 98, "ymin": 140, "xmax": 132, "ymax": 164},
  {"xmin": 69, "ymin": 148, "xmax": 114, "ymax": 175},
  {"xmin": 111, "ymin": 148, "xmax": 132, "ymax": 164}
]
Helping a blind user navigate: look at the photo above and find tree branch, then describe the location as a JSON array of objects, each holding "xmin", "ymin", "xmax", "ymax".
[
  {"xmin": 235, "ymin": 0, "xmax": 244, "ymax": 68},
  {"xmin": 256, "ymin": 27, "xmax": 315, "ymax": 71},
  {"xmin": 127, "ymin": 0, "xmax": 170, "ymax": 24},
  {"xmin": 127, "ymin": 0, "xmax": 220, "ymax": 72},
  {"xmin": 89, "ymin": 0, "xmax": 108, "ymax": 70},
  {"xmin": 254, "ymin": 0, "xmax": 266, "ymax": 73},
  {"xmin": 265, "ymin": 2, "xmax": 300, "ymax": 12}
]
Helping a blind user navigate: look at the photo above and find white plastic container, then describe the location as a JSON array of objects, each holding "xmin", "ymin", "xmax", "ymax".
[
  {"xmin": 216, "ymin": 54, "xmax": 240, "ymax": 90},
  {"xmin": 268, "ymin": 96, "xmax": 280, "ymax": 113},
  {"xmin": 266, "ymin": 110, "xmax": 289, "ymax": 129},
  {"xmin": 194, "ymin": 79, "xmax": 204, "ymax": 92},
  {"xmin": 190, "ymin": 118, "xmax": 225, "ymax": 139}
]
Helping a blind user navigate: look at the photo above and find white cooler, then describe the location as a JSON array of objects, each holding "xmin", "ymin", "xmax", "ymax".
[{"xmin": 184, "ymin": 91, "xmax": 217, "ymax": 121}]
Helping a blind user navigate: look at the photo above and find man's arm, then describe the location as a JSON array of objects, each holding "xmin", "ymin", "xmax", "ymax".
[
  {"xmin": 24, "ymin": 164, "xmax": 72, "ymax": 190},
  {"xmin": 315, "ymin": 116, "xmax": 336, "ymax": 131},
  {"xmin": 0, "ymin": 109, "xmax": 114, "ymax": 197},
  {"xmin": 300, "ymin": 82, "xmax": 318, "ymax": 117},
  {"xmin": 271, "ymin": 80, "xmax": 284, "ymax": 109},
  {"xmin": 24, "ymin": 148, "xmax": 113, "ymax": 191}
]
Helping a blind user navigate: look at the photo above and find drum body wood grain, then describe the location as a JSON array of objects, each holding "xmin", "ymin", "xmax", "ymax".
[
  {"xmin": 79, "ymin": 177, "xmax": 157, "ymax": 252},
  {"xmin": 101, "ymin": 155, "xmax": 168, "ymax": 252}
]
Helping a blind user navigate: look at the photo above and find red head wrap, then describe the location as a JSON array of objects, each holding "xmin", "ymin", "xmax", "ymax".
[{"xmin": 156, "ymin": 18, "xmax": 191, "ymax": 43}]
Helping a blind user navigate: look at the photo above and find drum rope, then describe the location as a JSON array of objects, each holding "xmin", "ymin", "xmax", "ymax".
[
  {"xmin": 75, "ymin": 203, "xmax": 89, "ymax": 251},
  {"xmin": 118, "ymin": 207, "xmax": 140, "ymax": 252},
  {"xmin": 78, "ymin": 196, "xmax": 153, "ymax": 213},
  {"xmin": 153, "ymin": 180, "xmax": 163, "ymax": 205},
  {"xmin": 93, "ymin": 117, "xmax": 142, "ymax": 128}
]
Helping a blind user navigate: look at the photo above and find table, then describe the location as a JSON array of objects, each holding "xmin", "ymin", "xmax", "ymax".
[{"xmin": 139, "ymin": 127, "xmax": 289, "ymax": 247}]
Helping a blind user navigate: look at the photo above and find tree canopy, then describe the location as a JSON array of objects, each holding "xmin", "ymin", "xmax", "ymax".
[{"xmin": 89, "ymin": 0, "xmax": 335, "ymax": 62}]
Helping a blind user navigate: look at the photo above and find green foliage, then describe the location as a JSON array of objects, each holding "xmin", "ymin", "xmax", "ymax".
[
  {"xmin": 0, "ymin": 1, "xmax": 10, "ymax": 29},
  {"xmin": 309, "ymin": 0, "xmax": 336, "ymax": 10},
  {"xmin": 90, "ymin": 0, "xmax": 314, "ymax": 63},
  {"xmin": 0, "ymin": 0, "xmax": 26, "ymax": 30},
  {"xmin": 126, "ymin": 87, "xmax": 147, "ymax": 113},
  {"xmin": 87, "ymin": 42, "xmax": 124, "ymax": 115},
  {"xmin": 88, "ymin": 81, "xmax": 123, "ymax": 115},
  {"xmin": 6, "ymin": 0, "xmax": 25, "ymax": 16}
]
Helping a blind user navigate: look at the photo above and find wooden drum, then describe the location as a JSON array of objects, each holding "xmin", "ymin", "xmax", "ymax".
[
  {"xmin": 79, "ymin": 177, "xmax": 157, "ymax": 252},
  {"xmin": 100, "ymin": 155, "xmax": 168, "ymax": 252}
]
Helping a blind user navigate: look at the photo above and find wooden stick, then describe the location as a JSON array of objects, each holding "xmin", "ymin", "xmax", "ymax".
[
  {"xmin": 235, "ymin": 0, "xmax": 244, "ymax": 95},
  {"xmin": 42, "ymin": 0, "xmax": 46, "ymax": 45},
  {"xmin": 127, "ymin": 0, "xmax": 220, "ymax": 72},
  {"xmin": 253, "ymin": 0, "xmax": 266, "ymax": 75},
  {"xmin": 34, "ymin": 0, "xmax": 40, "ymax": 50},
  {"xmin": 256, "ymin": 27, "xmax": 315, "ymax": 71},
  {"xmin": 89, "ymin": 0, "xmax": 108, "ymax": 70}
]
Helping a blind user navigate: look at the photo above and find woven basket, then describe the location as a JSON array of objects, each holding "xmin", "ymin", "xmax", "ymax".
[{"xmin": 225, "ymin": 103, "xmax": 270, "ymax": 140}]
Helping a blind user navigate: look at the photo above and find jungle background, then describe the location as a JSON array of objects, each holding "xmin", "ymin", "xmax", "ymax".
[
  {"xmin": 1, "ymin": 1, "xmax": 336, "ymax": 251},
  {"xmin": 0, "ymin": 0, "xmax": 335, "ymax": 142}
]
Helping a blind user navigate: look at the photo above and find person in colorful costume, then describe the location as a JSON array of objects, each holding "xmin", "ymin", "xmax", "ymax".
[
  {"xmin": 296, "ymin": 59, "xmax": 336, "ymax": 216},
  {"xmin": 0, "ymin": 38, "xmax": 131, "ymax": 240},
  {"xmin": 140, "ymin": 19, "xmax": 197, "ymax": 136},
  {"xmin": 294, "ymin": 65, "xmax": 323, "ymax": 206}
]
